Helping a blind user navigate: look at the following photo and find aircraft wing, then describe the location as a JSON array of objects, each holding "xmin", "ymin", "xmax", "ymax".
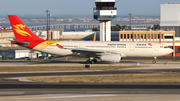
[
  {"xmin": 70, "ymin": 48, "xmax": 118, "ymax": 57},
  {"xmin": 56, "ymin": 44, "xmax": 126, "ymax": 57}
]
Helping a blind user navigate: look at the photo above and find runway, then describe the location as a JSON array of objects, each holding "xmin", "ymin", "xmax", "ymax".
[
  {"xmin": 0, "ymin": 60, "xmax": 180, "ymax": 100},
  {"xmin": 0, "ymin": 80, "xmax": 180, "ymax": 96},
  {"xmin": 0, "ymin": 67, "xmax": 180, "ymax": 96},
  {"xmin": 1, "ymin": 94, "xmax": 180, "ymax": 101},
  {"xmin": 0, "ymin": 80, "xmax": 180, "ymax": 101}
]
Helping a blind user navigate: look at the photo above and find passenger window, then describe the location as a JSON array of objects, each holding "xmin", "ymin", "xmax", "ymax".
[{"xmin": 164, "ymin": 46, "xmax": 169, "ymax": 48}]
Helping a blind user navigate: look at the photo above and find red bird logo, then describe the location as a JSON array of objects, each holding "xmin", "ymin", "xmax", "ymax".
[{"xmin": 148, "ymin": 43, "xmax": 153, "ymax": 46}]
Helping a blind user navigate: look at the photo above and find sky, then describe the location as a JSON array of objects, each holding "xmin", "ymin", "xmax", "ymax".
[{"xmin": 1, "ymin": 0, "xmax": 180, "ymax": 16}]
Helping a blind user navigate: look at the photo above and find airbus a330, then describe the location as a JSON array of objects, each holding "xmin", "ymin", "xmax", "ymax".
[{"xmin": 8, "ymin": 15, "xmax": 173, "ymax": 64}]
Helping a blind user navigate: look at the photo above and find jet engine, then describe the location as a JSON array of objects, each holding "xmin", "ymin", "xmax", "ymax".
[{"xmin": 100, "ymin": 54, "xmax": 121, "ymax": 63}]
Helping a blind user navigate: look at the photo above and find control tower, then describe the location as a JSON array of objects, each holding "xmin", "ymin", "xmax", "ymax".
[{"xmin": 94, "ymin": 0, "xmax": 117, "ymax": 41}]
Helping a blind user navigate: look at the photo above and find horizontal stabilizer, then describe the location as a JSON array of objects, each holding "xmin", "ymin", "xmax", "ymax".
[{"xmin": 11, "ymin": 40, "xmax": 30, "ymax": 46}]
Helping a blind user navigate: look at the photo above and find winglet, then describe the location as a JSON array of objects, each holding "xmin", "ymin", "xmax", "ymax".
[
  {"xmin": 93, "ymin": 32, "xmax": 96, "ymax": 41},
  {"xmin": 56, "ymin": 44, "xmax": 64, "ymax": 48}
]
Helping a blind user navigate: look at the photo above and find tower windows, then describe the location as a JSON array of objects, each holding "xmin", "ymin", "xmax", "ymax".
[{"xmin": 95, "ymin": 2, "xmax": 115, "ymax": 10}]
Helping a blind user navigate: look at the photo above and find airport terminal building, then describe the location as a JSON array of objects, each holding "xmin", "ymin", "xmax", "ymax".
[{"xmin": 160, "ymin": 3, "xmax": 180, "ymax": 37}]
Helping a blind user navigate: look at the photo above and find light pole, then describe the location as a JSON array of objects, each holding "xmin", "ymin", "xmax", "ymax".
[
  {"xmin": 45, "ymin": 10, "xmax": 50, "ymax": 40},
  {"xmin": 128, "ymin": 13, "xmax": 132, "ymax": 30}
]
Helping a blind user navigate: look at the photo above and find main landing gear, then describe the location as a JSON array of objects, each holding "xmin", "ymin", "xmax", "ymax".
[
  {"xmin": 85, "ymin": 58, "xmax": 97, "ymax": 64},
  {"xmin": 152, "ymin": 57, "xmax": 157, "ymax": 64}
]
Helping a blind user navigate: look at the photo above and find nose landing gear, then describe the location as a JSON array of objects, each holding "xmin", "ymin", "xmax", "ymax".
[{"xmin": 152, "ymin": 57, "xmax": 157, "ymax": 64}]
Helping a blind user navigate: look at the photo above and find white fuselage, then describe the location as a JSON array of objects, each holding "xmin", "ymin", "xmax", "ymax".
[{"xmin": 36, "ymin": 41, "xmax": 173, "ymax": 58}]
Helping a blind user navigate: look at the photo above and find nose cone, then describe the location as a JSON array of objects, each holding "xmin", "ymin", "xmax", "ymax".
[
  {"xmin": 171, "ymin": 48, "xmax": 174, "ymax": 53},
  {"xmin": 168, "ymin": 48, "xmax": 174, "ymax": 54}
]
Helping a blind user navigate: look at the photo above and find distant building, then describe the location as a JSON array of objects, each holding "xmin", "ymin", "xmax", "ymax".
[
  {"xmin": 33, "ymin": 30, "xmax": 61, "ymax": 40},
  {"xmin": 61, "ymin": 32, "xmax": 95, "ymax": 40},
  {"xmin": 0, "ymin": 30, "xmax": 14, "ymax": 47},
  {"xmin": 0, "ymin": 49, "xmax": 42, "ymax": 60},
  {"xmin": 160, "ymin": 3, "xmax": 180, "ymax": 37}
]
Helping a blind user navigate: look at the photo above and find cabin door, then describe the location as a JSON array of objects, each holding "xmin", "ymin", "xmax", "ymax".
[
  {"xmin": 130, "ymin": 44, "xmax": 134, "ymax": 51},
  {"xmin": 154, "ymin": 44, "xmax": 159, "ymax": 51}
]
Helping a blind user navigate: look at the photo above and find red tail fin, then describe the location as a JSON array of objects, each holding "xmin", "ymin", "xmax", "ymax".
[{"xmin": 8, "ymin": 15, "xmax": 45, "ymax": 49}]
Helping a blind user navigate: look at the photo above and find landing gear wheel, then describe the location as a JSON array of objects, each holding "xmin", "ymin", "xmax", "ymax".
[
  {"xmin": 153, "ymin": 57, "xmax": 157, "ymax": 64},
  {"xmin": 85, "ymin": 59, "xmax": 91, "ymax": 64},
  {"xmin": 92, "ymin": 59, "xmax": 97, "ymax": 64},
  {"xmin": 152, "ymin": 60, "xmax": 156, "ymax": 64},
  {"xmin": 90, "ymin": 59, "xmax": 97, "ymax": 64},
  {"xmin": 86, "ymin": 59, "xmax": 98, "ymax": 64},
  {"xmin": 90, "ymin": 60, "xmax": 95, "ymax": 64}
]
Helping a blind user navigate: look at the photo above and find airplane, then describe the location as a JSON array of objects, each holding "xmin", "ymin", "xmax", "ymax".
[{"xmin": 8, "ymin": 15, "xmax": 173, "ymax": 64}]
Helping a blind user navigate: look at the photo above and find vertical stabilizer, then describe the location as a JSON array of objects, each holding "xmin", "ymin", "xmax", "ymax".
[{"xmin": 8, "ymin": 15, "xmax": 45, "ymax": 49}]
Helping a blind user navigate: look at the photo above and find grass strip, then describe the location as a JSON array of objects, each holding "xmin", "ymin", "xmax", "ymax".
[
  {"xmin": 0, "ymin": 66, "xmax": 138, "ymax": 72},
  {"xmin": 28, "ymin": 74, "xmax": 180, "ymax": 83}
]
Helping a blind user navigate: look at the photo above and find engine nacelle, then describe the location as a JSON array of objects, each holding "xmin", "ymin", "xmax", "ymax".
[{"xmin": 100, "ymin": 54, "xmax": 121, "ymax": 63}]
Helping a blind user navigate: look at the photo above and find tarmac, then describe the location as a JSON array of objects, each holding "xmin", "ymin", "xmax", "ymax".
[
  {"xmin": 0, "ymin": 60, "xmax": 180, "ymax": 101},
  {"xmin": 0, "ymin": 94, "xmax": 180, "ymax": 101}
]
